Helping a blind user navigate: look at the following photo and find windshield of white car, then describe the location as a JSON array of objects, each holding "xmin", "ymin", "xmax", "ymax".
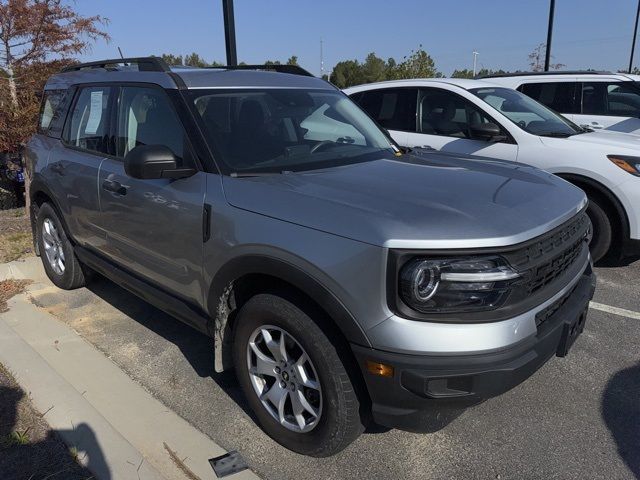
[
  {"xmin": 189, "ymin": 88, "xmax": 396, "ymax": 174},
  {"xmin": 470, "ymin": 87, "xmax": 583, "ymax": 137}
]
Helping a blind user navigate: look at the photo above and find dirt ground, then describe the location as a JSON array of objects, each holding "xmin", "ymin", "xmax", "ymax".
[{"xmin": 0, "ymin": 208, "xmax": 32, "ymax": 264}]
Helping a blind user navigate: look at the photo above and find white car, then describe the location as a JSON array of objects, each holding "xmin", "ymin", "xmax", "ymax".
[
  {"xmin": 485, "ymin": 71, "xmax": 640, "ymax": 135},
  {"xmin": 345, "ymin": 79, "xmax": 640, "ymax": 262}
]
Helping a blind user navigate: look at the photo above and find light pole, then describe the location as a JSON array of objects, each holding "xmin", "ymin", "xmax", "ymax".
[
  {"xmin": 472, "ymin": 51, "xmax": 479, "ymax": 76},
  {"xmin": 629, "ymin": 0, "xmax": 640, "ymax": 73},
  {"xmin": 544, "ymin": 0, "xmax": 555, "ymax": 71},
  {"xmin": 222, "ymin": 0, "xmax": 237, "ymax": 66}
]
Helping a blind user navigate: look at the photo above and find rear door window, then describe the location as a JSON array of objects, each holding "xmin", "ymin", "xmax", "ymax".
[
  {"xmin": 518, "ymin": 82, "xmax": 579, "ymax": 114},
  {"xmin": 353, "ymin": 88, "xmax": 418, "ymax": 132},
  {"xmin": 63, "ymin": 86, "xmax": 112, "ymax": 154}
]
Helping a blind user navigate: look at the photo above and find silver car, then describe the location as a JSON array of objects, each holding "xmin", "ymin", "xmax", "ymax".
[{"xmin": 25, "ymin": 57, "xmax": 596, "ymax": 456}]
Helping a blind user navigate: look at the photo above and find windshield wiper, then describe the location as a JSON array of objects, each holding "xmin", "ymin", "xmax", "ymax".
[
  {"xmin": 538, "ymin": 132, "xmax": 573, "ymax": 138},
  {"xmin": 230, "ymin": 171, "xmax": 285, "ymax": 178}
]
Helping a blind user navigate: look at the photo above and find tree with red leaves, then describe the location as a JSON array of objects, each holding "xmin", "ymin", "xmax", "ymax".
[{"xmin": 0, "ymin": 0, "xmax": 109, "ymax": 208}]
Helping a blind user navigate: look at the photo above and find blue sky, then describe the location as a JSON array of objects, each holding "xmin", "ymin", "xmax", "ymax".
[{"xmin": 75, "ymin": 0, "xmax": 640, "ymax": 76}]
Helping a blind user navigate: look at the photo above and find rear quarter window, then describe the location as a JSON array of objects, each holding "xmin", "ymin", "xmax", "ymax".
[{"xmin": 38, "ymin": 89, "xmax": 68, "ymax": 135}]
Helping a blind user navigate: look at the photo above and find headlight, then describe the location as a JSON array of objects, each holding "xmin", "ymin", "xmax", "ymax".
[
  {"xmin": 608, "ymin": 155, "xmax": 640, "ymax": 177},
  {"xmin": 399, "ymin": 256, "xmax": 520, "ymax": 314}
]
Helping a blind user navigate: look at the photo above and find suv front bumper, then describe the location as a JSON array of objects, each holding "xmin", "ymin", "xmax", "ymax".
[{"xmin": 351, "ymin": 265, "xmax": 596, "ymax": 432}]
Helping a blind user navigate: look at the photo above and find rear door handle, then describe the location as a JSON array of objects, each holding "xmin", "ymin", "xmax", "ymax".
[
  {"xmin": 50, "ymin": 163, "xmax": 64, "ymax": 175},
  {"xmin": 102, "ymin": 179, "xmax": 127, "ymax": 196}
]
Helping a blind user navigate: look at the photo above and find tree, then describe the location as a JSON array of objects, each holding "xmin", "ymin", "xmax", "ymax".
[
  {"xmin": 360, "ymin": 52, "xmax": 387, "ymax": 84},
  {"xmin": 161, "ymin": 53, "xmax": 183, "ymax": 66},
  {"xmin": 451, "ymin": 68, "xmax": 507, "ymax": 78},
  {"xmin": 528, "ymin": 43, "xmax": 564, "ymax": 72},
  {"xmin": 390, "ymin": 46, "xmax": 441, "ymax": 79},
  {"xmin": 0, "ymin": 0, "xmax": 108, "ymax": 210},
  {"xmin": 286, "ymin": 55, "xmax": 298, "ymax": 66},
  {"xmin": 329, "ymin": 59, "xmax": 362, "ymax": 88}
]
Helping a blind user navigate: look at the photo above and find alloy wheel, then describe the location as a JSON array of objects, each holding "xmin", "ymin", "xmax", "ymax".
[
  {"xmin": 246, "ymin": 325, "xmax": 322, "ymax": 433},
  {"xmin": 42, "ymin": 218, "xmax": 65, "ymax": 275}
]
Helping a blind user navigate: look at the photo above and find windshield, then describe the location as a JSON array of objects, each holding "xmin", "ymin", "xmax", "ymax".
[
  {"xmin": 190, "ymin": 88, "xmax": 395, "ymax": 174},
  {"xmin": 470, "ymin": 87, "xmax": 582, "ymax": 137}
]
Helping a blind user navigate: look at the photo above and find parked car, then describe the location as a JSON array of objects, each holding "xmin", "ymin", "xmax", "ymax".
[
  {"xmin": 485, "ymin": 71, "xmax": 640, "ymax": 134},
  {"xmin": 26, "ymin": 58, "xmax": 595, "ymax": 456},
  {"xmin": 0, "ymin": 150, "xmax": 25, "ymax": 209},
  {"xmin": 346, "ymin": 79, "xmax": 640, "ymax": 263}
]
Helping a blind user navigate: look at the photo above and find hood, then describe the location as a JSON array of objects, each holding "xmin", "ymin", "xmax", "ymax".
[
  {"xmin": 223, "ymin": 153, "xmax": 587, "ymax": 249},
  {"xmin": 548, "ymin": 130, "xmax": 640, "ymax": 151}
]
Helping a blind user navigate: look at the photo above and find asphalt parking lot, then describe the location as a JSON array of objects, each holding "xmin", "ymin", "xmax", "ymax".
[{"xmin": 27, "ymin": 256, "xmax": 640, "ymax": 480}]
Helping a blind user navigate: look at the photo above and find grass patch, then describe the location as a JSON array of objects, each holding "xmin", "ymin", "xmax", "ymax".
[
  {"xmin": 0, "ymin": 232, "xmax": 33, "ymax": 264},
  {"xmin": 0, "ymin": 207, "xmax": 33, "ymax": 263},
  {"xmin": 0, "ymin": 279, "xmax": 31, "ymax": 313}
]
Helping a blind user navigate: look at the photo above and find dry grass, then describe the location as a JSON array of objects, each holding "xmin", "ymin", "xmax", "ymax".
[
  {"xmin": 0, "ymin": 208, "xmax": 33, "ymax": 263},
  {"xmin": 0, "ymin": 279, "xmax": 31, "ymax": 313},
  {"xmin": 0, "ymin": 364, "xmax": 95, "ymax": 479}
]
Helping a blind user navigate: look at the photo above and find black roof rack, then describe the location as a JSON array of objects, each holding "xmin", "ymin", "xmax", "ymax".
[
  {"xmin": 205, "ymin": 64, "xmax": 314, "ymax": 77},
  {"xmin": 478, "ymin": 70, "xmax": 614, "ymax": 79},
  {"xmin": 61, "ymin": 57, "xmax": 171, "ymax": 73}
]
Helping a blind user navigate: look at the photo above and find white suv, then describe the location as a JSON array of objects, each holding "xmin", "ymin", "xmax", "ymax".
[
  {"xmin": 345, "ymin": 79, "xmax": 640, "ymax": 263},
  {"xmin": 486, "ymin": 71, "xmax": 640, "ymax": 134}
]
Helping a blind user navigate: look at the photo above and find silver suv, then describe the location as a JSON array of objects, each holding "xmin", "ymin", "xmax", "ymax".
[{"xmin": 26, "ymin": 57, "xmax": 596, "ymax": 456}]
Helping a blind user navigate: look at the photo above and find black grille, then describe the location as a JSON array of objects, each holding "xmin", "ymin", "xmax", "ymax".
[
  {"xmin": 535, "ymin": 282, "xmax": 579, "ymax": 327},
  {"xmin": 504, "ymin": 212, "xmax": 590, "ymax": 297}
]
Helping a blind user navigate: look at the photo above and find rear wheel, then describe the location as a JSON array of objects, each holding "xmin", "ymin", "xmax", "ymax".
[
  {"xmin": 233, "ymin": 293, "xmax": 363, "ymax": 456},
  {"xmin": 37, "ymin": 202, "xmax": 88, "ymax": 290},
  {"xmin": 586, "ymin": 196, "xmax": 612, "ymax": 263}
]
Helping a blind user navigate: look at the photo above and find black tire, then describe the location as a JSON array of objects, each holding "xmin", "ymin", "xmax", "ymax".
[
  {"xmin": 586, "ymin": 196, "xmax": 613, "ymax": 263},
  {"xmin": 233, "ymin": 293, "xmax": 364, "ymax": 457},
  {"xmin": 37, "ymin": 202, "xmax": 88, "ymax": 290}
]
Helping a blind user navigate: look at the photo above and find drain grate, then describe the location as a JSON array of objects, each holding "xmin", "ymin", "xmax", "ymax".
[{"xmin": 209, "ymin": 450, "xmax": 249, "ymax": 478}]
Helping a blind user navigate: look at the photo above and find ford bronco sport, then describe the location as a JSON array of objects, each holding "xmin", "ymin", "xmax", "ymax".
[{"xmin": 25, "ymin": 57, "xmax": 596, "ymax": 456}]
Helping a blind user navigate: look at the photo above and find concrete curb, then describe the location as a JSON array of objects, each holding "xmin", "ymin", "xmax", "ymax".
[{"xmin": 0, "ymin": 257, "xmax": 259, "ymax": 480}]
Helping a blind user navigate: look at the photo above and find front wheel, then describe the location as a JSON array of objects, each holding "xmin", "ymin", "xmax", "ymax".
[
  {"xmin": 233, "ymin": 294, "xmax": 364, "ymax": 456},
  {"xmin": 586, "ymin": 196, "xmax": 612, "ymax": 263}
]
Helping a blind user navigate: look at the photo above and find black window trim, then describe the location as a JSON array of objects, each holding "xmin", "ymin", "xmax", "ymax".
[{"xmin": 417, "ymin": 86, "xmax": 517, "ymax": 145}]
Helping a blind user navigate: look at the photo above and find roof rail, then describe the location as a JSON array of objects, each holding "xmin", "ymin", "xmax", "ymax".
[
  {"xmin": 206, "ymin": 64, "xmax": 314, "ymax": 77},
  {"xmin": 478, "ymin": 70, "xmax": 613, "ymax": 79},
  {"xmin": 61, "ymin": 57, "xmax": 171, "ymax": 73}
]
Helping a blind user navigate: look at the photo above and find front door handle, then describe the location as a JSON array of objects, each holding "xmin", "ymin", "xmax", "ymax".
[{"xmin": 102, "ymin": 179, "xmax": 127, "ymax": 196}]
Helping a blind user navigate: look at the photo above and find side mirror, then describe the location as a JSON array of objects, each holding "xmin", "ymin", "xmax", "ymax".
[
  {"xmin": 124, "ymin": 145, "xmax": 195, "ymax": 180},
  {"xmin": 469, "ymin": 122, "xmax": 507, "ymax": 142}
]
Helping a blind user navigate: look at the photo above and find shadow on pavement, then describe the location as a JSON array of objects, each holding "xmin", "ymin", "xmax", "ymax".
[
  {"xmin": 0, "ymin": 385, "xmax": 106, "ymax": 480},
  {"xmin": 85, "ymin": 274, "xmax": 467, "ymax": 437},
  {"xmin": 86, "ymin": 275, "xmax": 259, "ymax": 422},
  {"xmin": 602, "ymin": 362, "xmax": 640, "ymax": 479}
]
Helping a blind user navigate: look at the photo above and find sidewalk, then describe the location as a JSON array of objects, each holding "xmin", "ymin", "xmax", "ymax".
[{"xmin": 0, "ymin": 257, "xmax": 259, "ymax": 480}]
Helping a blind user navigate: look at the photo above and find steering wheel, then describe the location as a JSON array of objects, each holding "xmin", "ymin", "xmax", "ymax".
[{"xmin": 310, "ymin": 140, "xmax": 335, "ymax": 154}]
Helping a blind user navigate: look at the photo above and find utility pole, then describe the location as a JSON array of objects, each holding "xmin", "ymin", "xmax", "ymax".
[
  {"xmin": 472, "ymin": 51, "xmax": 479, "ymax": 76},
  {"xmin": 629, "ymin": 0, "xmax": 640, "ymax": 73},
  {"xmin": 222, "ymin": 0, "xmax": 237, "ymax": 66},
  {"xmin": 320, "ymin": 38, "xmax": 324, "ymax": 77},
  {"xmin": 544, "ymin": 0, "xmax": 555, "ymax": 71}
]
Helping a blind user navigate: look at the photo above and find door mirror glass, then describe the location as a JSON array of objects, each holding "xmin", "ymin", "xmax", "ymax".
[
  {"xmin": 469, "ymin": 122, "xmax": 505, "ymax": 141},
  {"xmin": 124, "ymin": 144, "xmax": 195, "ymax": 179}
]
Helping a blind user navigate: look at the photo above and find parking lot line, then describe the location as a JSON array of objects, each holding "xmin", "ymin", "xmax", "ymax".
[{"xmin": 590, "ymin": 301, "xmax": 640, "ymax": 320}]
